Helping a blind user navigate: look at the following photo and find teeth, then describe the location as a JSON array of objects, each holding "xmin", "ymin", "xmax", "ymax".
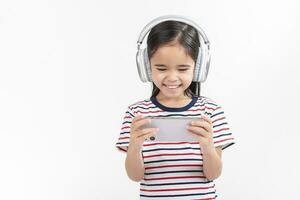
[{"xmin": 166, "ymin": 85, "xmax": 179, "ymax": 89}]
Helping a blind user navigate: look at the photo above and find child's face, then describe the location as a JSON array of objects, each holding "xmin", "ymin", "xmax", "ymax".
[{"xmin": 150, "ymin": 42, "xmax": 195, "ymax": 100}]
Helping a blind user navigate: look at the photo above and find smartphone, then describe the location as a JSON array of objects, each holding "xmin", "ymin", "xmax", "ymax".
[{"xmin": 142, "ymin": 116, "xmax": 201, "ymax": 142}]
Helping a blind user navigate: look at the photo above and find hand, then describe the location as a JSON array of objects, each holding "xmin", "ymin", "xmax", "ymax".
[
  {"xmin": 187, "ymin": 115, "xmax": 214, "ymax": 148},
  {"xmin": 128, "ymin": 115, "xmax": 158, "ymax": 152}
]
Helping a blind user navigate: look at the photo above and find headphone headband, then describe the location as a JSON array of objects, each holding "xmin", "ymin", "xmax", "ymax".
[{"xmin": 137, "ymin": 15, "xmax": 210, "ymax": 50}]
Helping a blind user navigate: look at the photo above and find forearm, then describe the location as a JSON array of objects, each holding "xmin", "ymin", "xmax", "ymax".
[
  {"xmin": 201, "ymin": 145, "xmax": 222, "ymax": 180},
  {"xmin": 125, "ymin": 145, "xmax": 145, "ymax": 182}
]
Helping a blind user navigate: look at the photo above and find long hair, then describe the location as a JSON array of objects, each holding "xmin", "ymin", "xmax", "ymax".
[{"xmin": 147, "ymin": 20, "xmax": 202, "ymax": 98}]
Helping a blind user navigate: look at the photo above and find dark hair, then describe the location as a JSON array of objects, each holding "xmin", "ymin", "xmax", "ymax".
[{"xmin": 147, "ymin": 20, "xmax": 202, "ymax": 99}]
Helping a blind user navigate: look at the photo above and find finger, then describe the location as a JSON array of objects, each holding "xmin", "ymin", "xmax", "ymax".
[
  {"xmin": 188, "ymin": 130, "xmax": 205, "ymax": 140},
  {"xmin": 135, "ymin": 128, "xmax": 157, "ymax": 140},
  {"xmin": 131, "ymin": 115, "xmax": 144, "ymax": 130},
  {"xmin": 190, "ymin": 120, "xmax": 212, "ymax": 133},
  {"xmin": 136, "ymin": 127, "xmax": 158, "ymax": 137},
  {"xmin": 187, "ymin": 125, "xmax": 207, "ymax": 137},
  {"xmin": 132, "ymin": 115, "xmax": 145, "ymax": 123},
  {"xmin": 132, "ymin": 118, "xmax": 152, "ymax": 131},
  {"xmin": 201, "ymin": 115, "xmax": 213, "ymax": 124}
]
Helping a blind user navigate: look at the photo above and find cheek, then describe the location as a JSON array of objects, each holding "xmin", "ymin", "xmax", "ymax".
[
  {"xmin": 183, "ymin": 71, "xmax": 194, "ymax": 81},
  {"xmin": 151, "ymin": 69, "xmax": 163, "ymax": 78},
  {"xmin": 151, "ymin": 71, "xmax": 162, "ymax": 83}
]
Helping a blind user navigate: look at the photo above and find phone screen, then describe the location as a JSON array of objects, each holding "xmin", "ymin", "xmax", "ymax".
[{"xmin": 142, "ymin": 117, "xmax": 201, "ymax": 142}]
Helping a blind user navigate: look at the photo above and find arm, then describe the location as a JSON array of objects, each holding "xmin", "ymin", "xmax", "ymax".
[
  {"xmin": 125, "ymin": 115, "xmax": 157, "ymax": 182},
  {"xmin": 201, "ymin": 145, "xmax": 223, "ymax": 180},
  {"xmin": 125, "ymin": 144, "xmax": 145, "ymax": 182},
  {"xmin": 187, "ymin": 115, "xmax": 223, "ymax": 180}
]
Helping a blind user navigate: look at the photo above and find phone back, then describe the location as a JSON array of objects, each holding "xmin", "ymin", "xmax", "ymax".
[{"xmin": 143, "ymin": 117, "xmax": 201, "ymax": 142}]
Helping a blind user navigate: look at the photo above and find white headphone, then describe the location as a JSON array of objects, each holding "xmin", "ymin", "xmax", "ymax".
[{"xmin": 136, "ymin": 15, "xmax": 211, "ymax": 83}]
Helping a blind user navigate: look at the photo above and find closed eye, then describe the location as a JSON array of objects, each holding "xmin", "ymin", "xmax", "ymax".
[{"xmin": 178, "ymin": 69, "xmax": 189, "ymax": 71}]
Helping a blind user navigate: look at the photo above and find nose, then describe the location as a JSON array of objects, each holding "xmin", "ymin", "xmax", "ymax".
[{"xmin": 166, "ymin": 71, "xmax": 179, "ymax": 82}]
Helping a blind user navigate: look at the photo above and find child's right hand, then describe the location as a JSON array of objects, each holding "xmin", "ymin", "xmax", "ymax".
[{"xmin": 128, "ymin": 115, "xmax": 158, "ymax": 151}]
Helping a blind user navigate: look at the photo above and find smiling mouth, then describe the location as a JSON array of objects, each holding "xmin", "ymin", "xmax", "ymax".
[{"xmin": 163, "ymin": 84, "xmax": 182, "ymax": 89}]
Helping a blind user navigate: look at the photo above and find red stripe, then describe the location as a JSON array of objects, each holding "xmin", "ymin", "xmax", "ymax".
[
  {"xmin": 212, "ymin": 116, "xmax": 225, "ymax": 123},
  {"xmin": 117, "ymin": 146, "xmax": 127, "ymax": 152},
  {"xmin": 129, "ymin": 101, "xmax": 155, "ymax": 108},
  {"xmin": 214, "ymin": 137, "xmax": 234, "ymax": 144},
  {"xmin": 121, "ymin": 125, "xmax": 131, "ymax": 130},
  {"xmin": 138, "ymin": 110, "xmax": 164, "ymax": 114},
  {"xmin": 143, "ymin": 142, "xmax": 199, "ymax": 146},
  {"xmin": 212, "ymin": 106, "xmax": 221, "ymax": 112},
  {"xmin": 129, "ymin": 101, "xmax": 154, "ymax": 108},
  {"xmin": 213, "ymin": 127, "xmax": 229, "ymax": 133},
  {"xmin": 187, "ymin": 106, "xmax": 215, "ymax": 112},
  {"xmin": 145, "ymin": 164, "xmax": 202, "ymax": 170},
  {"xmin": 118, "ymin": 136, "xmax": 129, "ymax": 140},
  {"xmin": 136, "ymin": 106, "xmax": 217, "ymax": 113},
  {"xmin": 140, "ymin": 185, "xmax": 214, "ymax": 192},
  {"xmin": 144, "ymin": 175, "xmax": 206, "ymax": 181},
  {"xmin": 140, "ymin": 102, "xmax": 153, "ymax": 106},
  {"xmin": 143, "ymin": 153, "xmax": 202, "ymax": 158},
  {"xmin": 187, "ymin": 108, "xmax": 205, "ymax": 112}
]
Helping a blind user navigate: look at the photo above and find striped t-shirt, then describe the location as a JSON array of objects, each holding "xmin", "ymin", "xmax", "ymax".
[{"xmin": 116, "ymin": 95, "xmax": 235, "ymax": 199}]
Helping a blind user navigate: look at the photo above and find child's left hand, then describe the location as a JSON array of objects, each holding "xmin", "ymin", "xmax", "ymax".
[{"xmin": 187, "ymin": 115, "xmax": 214, "ymax": 149}]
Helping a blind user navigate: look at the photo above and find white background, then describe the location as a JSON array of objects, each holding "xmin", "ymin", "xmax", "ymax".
[{"xmin": 0, "ymin": 0, "xmax": 300, "ymax": 199}]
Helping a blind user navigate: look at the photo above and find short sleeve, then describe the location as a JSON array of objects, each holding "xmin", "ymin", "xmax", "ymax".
[
  {"xmin": 209, "ymin": 103, "xmax": 235, "ymax": 150},
  {"xmin": 115, "ymin": 106, "xmax": 135, "ymax": 153}
]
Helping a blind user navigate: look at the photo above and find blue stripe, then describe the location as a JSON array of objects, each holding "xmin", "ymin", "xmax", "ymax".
[
  {"xmin": 151, "ymin": 96, "xmax": 198, "ymax": 112},
  {"xmin": 148, "ymin": 113, "xmax": 202, "ymax": 117},
  {"xmin": 145, "ymin": 170, "xmax": 203, "ymax": 175},
  {"xmin": 120, "ymin": 131, "xmax": 130, "ymax": 135},
  {"xmin": 213, "ymin": 122, "xmax": 227, "ymax": 128},
  {"xmin": 194, "ymin": 101, "xmax": 217, "ymax": 108},
  {"xmin": 211, "ymin": 111, "xmax": 224, "ymax": 118},
  {"xmin": 130, "ymin": 101, "xmax": 215, "ymax": 112},
  {"xmin": 144, "ymin": 158, "xmax": 202, "ymax": 164},
  {"xmin": 126, "ymin": 110, "xmax": 134, "ymax": 118},
  {"xmin": 206, "ymin": 102, "xmax": 217, "ymax": 107},
  {"xmin": 204, "ymin": 112, "xmax": 212, "ymax": 116},
  {"xmin": 221, "ymin": 142, "xmax": 235, "ymax": 150},
  {"xmin": 213, "ymin": 133, "xmax": 232, "ymax": 139},
  {"xmin": 116, "ymin": 142, "xmax": 129, "ymax": 145},
  {"xmin": 143, "ymin": 147, "xmax": 200, "ymax": 153},
  {"xmin": 130, "ymin": 105, "xmax": 158, "ymax": 110},
  {"xmin": 140, "ymin": 180, "xmax": 212, "ymax": 187},
  {"xmin": 140, "ymin": 191, "xmax": 216, "ymax": 198}
]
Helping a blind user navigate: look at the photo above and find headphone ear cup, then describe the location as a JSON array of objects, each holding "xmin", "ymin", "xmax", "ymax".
[
  {"xmin": 193, "ymin": 44, "xmax": 210, "ymax": 82},
  {"xmin": 136, "ymin": 48, "xmax": 145, "ymax": 82},
  {"xmin": 201, "ymin": 49, "xmax": 210, "ymax": 82},
  {"xmin": 136, "ymin": 48, "xmax": 149, "ymax": 82},
  {"xmin": 142, "ymin": 48, "xmax": 152, "ymax": 82},
  {"xmin": 193, "ymin": 47, "xmax": 203, "ymax": 82}
]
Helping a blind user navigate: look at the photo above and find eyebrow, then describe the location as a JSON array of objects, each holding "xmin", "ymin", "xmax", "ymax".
[{"xmin": 154, "ymin": 64, "xmax": 192, "ymax": 67}]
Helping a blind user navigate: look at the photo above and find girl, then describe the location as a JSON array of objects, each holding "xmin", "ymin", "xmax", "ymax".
[{"xmin": 116, "ymin": 16, "xmax": 235, "ymax": 199}]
